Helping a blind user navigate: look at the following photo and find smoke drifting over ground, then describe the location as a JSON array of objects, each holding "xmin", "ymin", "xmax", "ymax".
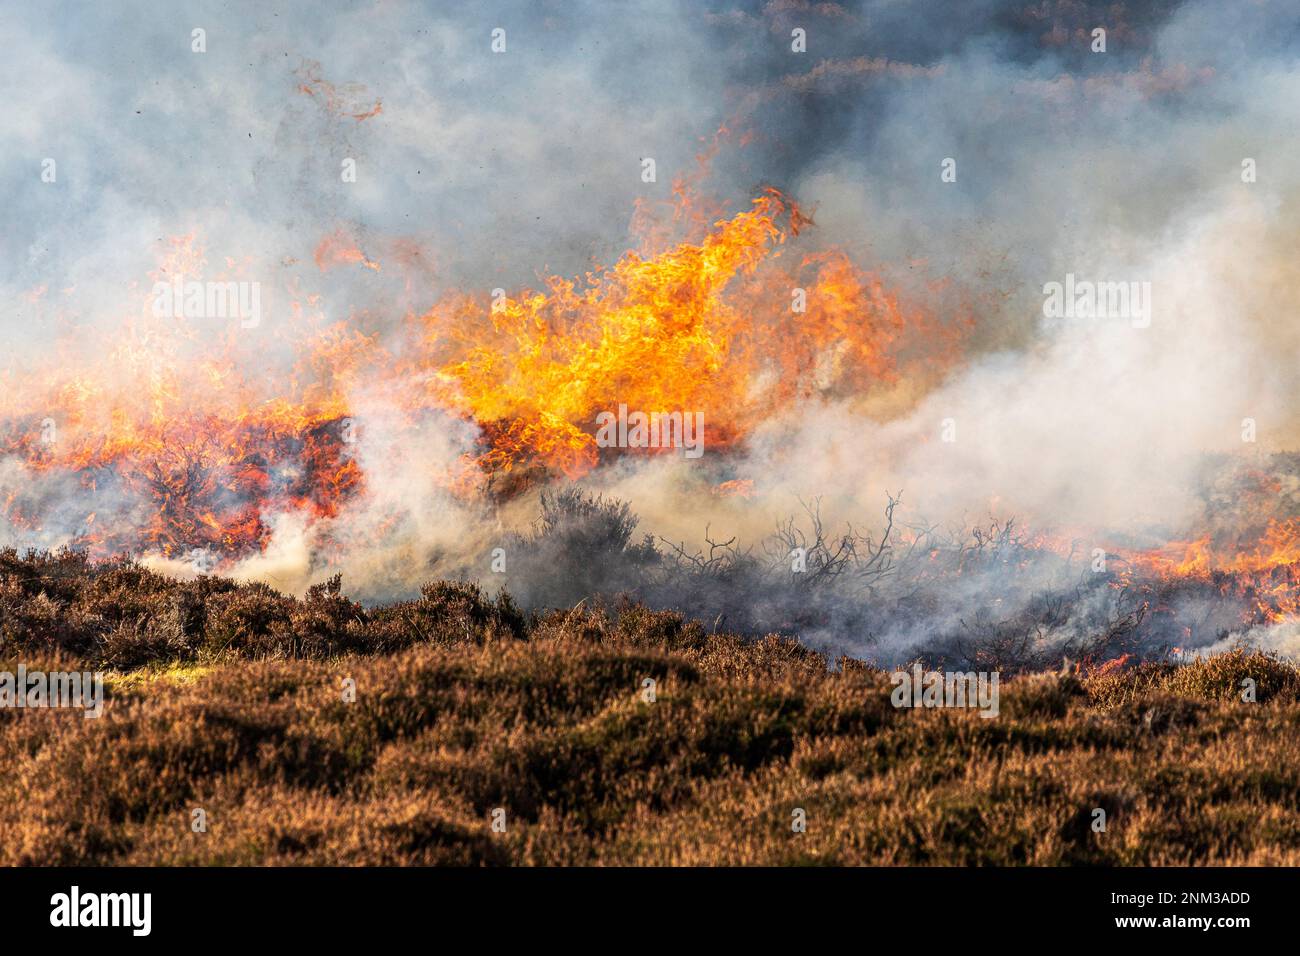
[{"xmin": 3, "ymin": 2, "xmax": 1299, "ymax": 665}]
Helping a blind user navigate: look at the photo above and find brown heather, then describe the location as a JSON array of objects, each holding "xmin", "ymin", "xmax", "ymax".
[{"xmin": 1, "ymin": 548, "xmax": 1300, "ymax": 865}]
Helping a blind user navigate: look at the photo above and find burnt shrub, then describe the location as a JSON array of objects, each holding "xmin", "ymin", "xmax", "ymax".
[{"xmin": 498, "ymin": 489, "xmax": 661, "ymax": 611}]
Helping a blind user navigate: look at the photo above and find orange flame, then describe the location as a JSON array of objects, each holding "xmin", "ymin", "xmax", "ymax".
[
  {"xmin": 0, "ymin": 181, "xmax": 949, "ymax": 561},
  {"xmin": 412, "ymin": 187, "xmax": 943, "ymax": 479}
]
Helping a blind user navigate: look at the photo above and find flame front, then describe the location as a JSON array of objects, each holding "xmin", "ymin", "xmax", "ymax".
[
  {"xmin": 416, "ymin": 187, "xmax": 933, "ymax": 480},
  {"xmin": 3, "ymin": 180, "xmax": 1298, "ymax": 643},
  {"xmin": 1, "ymin": 186, "xmax": 937, "ymax": 558}
]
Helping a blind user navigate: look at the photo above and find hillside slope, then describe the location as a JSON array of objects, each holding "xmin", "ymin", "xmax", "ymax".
[{"xmin": 1, "ymin": 552, "xmax": 1298, "ymax": 865}]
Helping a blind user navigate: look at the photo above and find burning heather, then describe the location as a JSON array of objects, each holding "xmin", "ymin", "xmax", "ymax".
[{"xmin": 3, "ymin": 0, "xmax": 1300, "ymax": 678}]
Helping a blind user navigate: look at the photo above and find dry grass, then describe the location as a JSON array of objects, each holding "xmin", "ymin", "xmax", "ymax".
[{"xmin": 1, "ymin": 550, "xmax": 1298, "ymax": 865}]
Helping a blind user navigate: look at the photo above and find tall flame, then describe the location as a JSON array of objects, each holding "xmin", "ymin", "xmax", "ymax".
[
  {"xmin": 414, "ymin": 187, "xmax": 932, "ymax": 479},
  {"xmin": 0, "ymin": 185, "xmax": 942, "ymax": 558}
]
